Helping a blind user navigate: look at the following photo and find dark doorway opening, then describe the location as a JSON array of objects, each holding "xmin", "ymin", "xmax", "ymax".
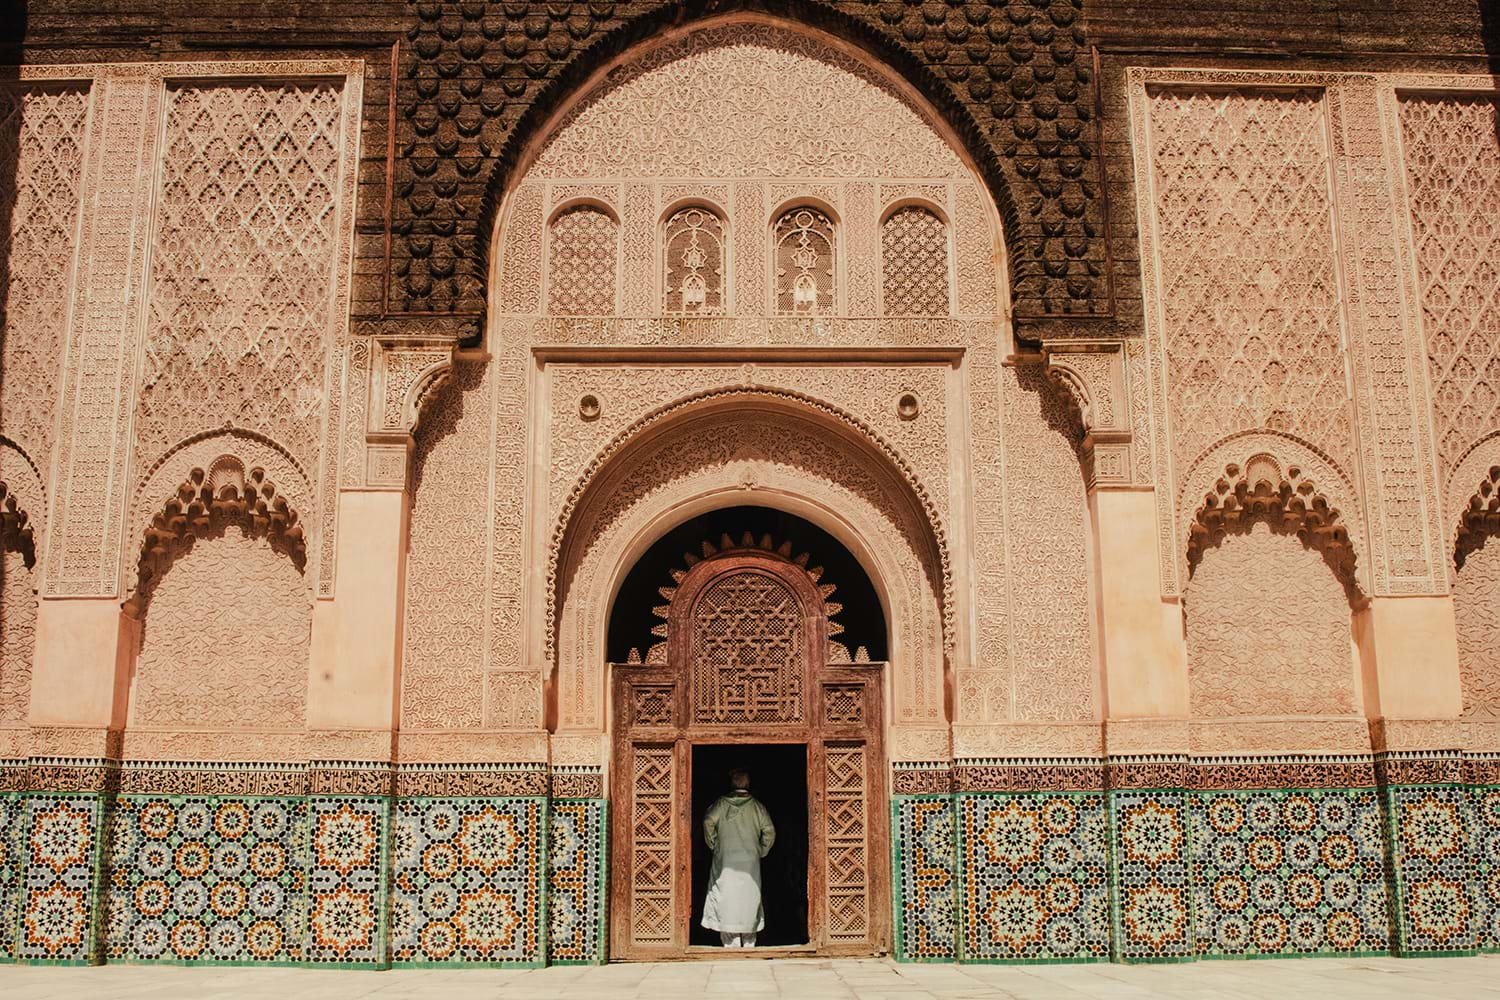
[{"xmin": 689, "ymin": 742, "xmax": 809, "ymax": 948}]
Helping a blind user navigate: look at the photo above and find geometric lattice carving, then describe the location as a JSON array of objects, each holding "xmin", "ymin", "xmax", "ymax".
[
  {"xmin": 1399, "ymin": 96, "xmax": 1500, "ymax": 477},
  {"xmin": 547, "ymin": 205, "xmax": 618, "ymax": 315},
  {"xmin": 881, "ymin": 206, "xmax": 949, "ymax": 316},
  {"xmin": 824, "ymin": 684, "xmax": 864, "ymax": 725},
  {"xmin": 663, "ymin": 206, "xmax": 725, "ymax": 314},
  {"xmin": 689, "ymin": 569, "xmax": 805, "ymax": 725},
  {"xmin": 127, "ymin": 458, "xmax": 306, "ymax": 615},
  {"xmin": 775, "ymin": 207, "xmax": 835, "ymax": 315},
  {"xmin": 629, "ymin": 744, "xmax": 675, "ymax": 947},
  {"xmin": 824, "ymin": 742, "xmax": 870, "ymax": 942},
  {"xmin": 1145, "ymin": 89, "xmax": 1351, "ymax": 476},
  {"xmin": 136, "ymin": 82, "xmax": 345, "ymax": 473},
  {"xmin": 1187, "ymin": 459, "xmax": 1359, "ymax": 602},
  {"xmin": 631, "ymin": 685, "xmax": 674, "ymax": 727},
  {"xmin": 0, "ymin": 84, "xmax": 89, "ymax": 469}
]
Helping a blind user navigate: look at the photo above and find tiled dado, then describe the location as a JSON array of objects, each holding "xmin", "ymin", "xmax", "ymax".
[
  {"xmin": 0, "ymin": 761, "xmax": 610, "ymax": 968},
  {"xmin": 892, "ymin": 758, "xmax": 1500, "ymax": 965}
]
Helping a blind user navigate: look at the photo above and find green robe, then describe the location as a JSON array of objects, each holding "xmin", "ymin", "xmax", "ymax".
[{"xmin": 701, "ymin": 791, "xmax": 776, "ymax": 933}]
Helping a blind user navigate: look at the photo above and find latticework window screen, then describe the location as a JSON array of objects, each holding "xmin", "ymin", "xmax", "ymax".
[
  {"xmin": 881, "ymin": 205, "xmax": 949, "ymax": 316},
  {"xmin": 547, "ymin": 205, "xmax": 618, "ymax": 314},
  {"xmin": 663, "ymin": 206, "xmax": 726, "ymax": 314},
  {"xmin": 774, "ymin": 207, "xmax": 836, "ymax": 315}
]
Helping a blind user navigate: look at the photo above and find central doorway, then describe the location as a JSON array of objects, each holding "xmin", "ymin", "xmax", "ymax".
[
  {"xmin": 608, "ymin": 507, "xmax": 890, "ymax": 960},
  {"xmin": 690, "ymin": 743, "xmax": 809, "ymax": 948}
]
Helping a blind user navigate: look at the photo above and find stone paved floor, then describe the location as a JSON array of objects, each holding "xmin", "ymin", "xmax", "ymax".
[{"xmin": 1, "ymin": 956, "xmax": 1498, "ymax": 1000}]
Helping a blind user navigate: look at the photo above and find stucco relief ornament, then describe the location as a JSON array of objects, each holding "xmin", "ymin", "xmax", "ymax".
[{"xmin": 126, "ymin": 457, "xmax": 306, "ymax": 615}]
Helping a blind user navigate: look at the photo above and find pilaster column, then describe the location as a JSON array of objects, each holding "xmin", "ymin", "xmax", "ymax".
[
  {"xmin": 1043, "ymin": 340, "xmax": 1190, "ymax": 749},
  {"xmin": 28, "ymin": 70, "xmax": 162, "ymax": 760},
  {"xmin": 306, "ymin": 335, "xmax": 452, "ymax": 759},
  {"xmin": 1355, "ymin": 596, "xmax": 1464, "ymax": 751}
]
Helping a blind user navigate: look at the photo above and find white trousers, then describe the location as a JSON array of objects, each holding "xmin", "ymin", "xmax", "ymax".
[{"xmin": 719, "ymin": 932, "xmax": 757, "ymax": 948}]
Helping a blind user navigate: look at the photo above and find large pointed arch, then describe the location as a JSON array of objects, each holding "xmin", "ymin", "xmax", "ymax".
[{"xmin": 549, "ymin": 389, "xmax": 951, "ymax": 749}]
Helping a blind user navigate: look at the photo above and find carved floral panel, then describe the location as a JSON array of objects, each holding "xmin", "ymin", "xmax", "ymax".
[
  {"xmin": 131, "ymin": 529, "xmax": 309, "ymax": 736},
  {"xmin": 1186, "ymin": 522, "xmax": 1357, "ymax": 719},
  {"xmin": 1455, "ymin": 538, "xmax": 1500, "ymax": 719}
]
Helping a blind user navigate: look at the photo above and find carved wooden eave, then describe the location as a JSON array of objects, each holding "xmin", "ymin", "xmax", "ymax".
[{"xmin": 1040, "ymin": 338, "xmax": 1133, "ymax": 489}]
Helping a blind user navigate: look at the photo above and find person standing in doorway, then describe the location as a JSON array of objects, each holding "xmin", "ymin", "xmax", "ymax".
[{"xmin": 701, "ymin": 767, "xmax": 776, "ymax": 948}]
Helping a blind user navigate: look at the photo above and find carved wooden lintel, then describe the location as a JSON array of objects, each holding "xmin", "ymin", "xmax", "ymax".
[{"xmin": 1041, "ymin": 338, "xmax": 1134, "ymax": 489}]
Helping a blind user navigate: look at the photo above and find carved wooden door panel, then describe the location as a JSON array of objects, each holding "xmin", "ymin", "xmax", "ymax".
[{"xmin": 610, "ymin": 541, "xmax": 888, "ymax": 959}]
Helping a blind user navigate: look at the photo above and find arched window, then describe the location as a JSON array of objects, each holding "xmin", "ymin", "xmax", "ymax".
[
  {"xmin": 547, "ymin": 204, "xmax": 618, "ymax": 315},
  {"xmin": 774, "ymin": 206, "xmax": 835, "ymax": 315},
  {"xmin": 663, "ymin": 205, "xmax": 727, "ymax": 314},
  {"xmin": 881, "ymin": 205, "xmax": 950, "ymax": 316}
]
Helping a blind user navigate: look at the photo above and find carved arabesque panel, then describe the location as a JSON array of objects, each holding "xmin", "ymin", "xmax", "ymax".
[
  {"xmin": 998, "ymin": 364, "xmax": 1096, "ymax": 723},
  {"xmin": 1456, "ymin": 534, "xmax": 1500, "ymax": 719},
  {"xmin": 0, "ymin": 550, "xmax": 36, "ymax": 726},
  {"xmin": 1186, "ymin": 520, "xmax": 1357, "ymax": 719},
  {"xmin": 528, "ymin": 24, "xmax": 965, "ymax": 181},
  {"xmin": 881, "ymin": 206, "xmax": 949, "ymax": 317},
  {"xmin": 1143, "ymin": 87, "xmax": 1353, "ymax": 485},
  {"xmin": 774, "ymin": 207, "xmax": 836, "ymax": 316},
  {"xmin": 0, "ymin": 83, "xmax": 90, "ymax": 476},
  {"xmin": 131, "ymin": 527, "xmax": 309, "ymax": 734},
  {"xmin": 689, "ymin": 569, "xmax": 805, "ymax": 725},
  {"xmin": 403, "ymin": 362, "xmax": 494, "ymax": 731},
  {"xmin": 1398, "ymin": 95, "xmax": 1500, "ymax": 481},
  {"xmin": 135, "ymin": 81, "xmax": 346, "ymax": 478}
]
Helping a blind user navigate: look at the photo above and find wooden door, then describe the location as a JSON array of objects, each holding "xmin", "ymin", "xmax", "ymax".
[{"xmin": 610, "ymin": 541, "xmax": 888, "ymax": 959}]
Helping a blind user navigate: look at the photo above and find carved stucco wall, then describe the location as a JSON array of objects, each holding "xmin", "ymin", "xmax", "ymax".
[
  {"xmin": 1132, "ymin": 69, "xmax": 1454, "ymax": 605},
  {"xmin": 996, "ymin": 363, "xmax": 1095, "ymax": 724},
  {"xmin": 494, "ymin": 23, "xmax": 1000, "ymax": 320},
  {"xmin": 130, "ymin": 530, "xmax": 310, "ymax": 740},
  {"xmin": 0, "ymin": 551, "xmax": 36, "ymax": 726},
  {"xmin": 1186, "ymin": 522, "xmax": 1357, "ymax": 719},
  {"xmin": 1455, "ymin": 537, "xmax": 1500, "ymax": 720},
  {"xmin": 0, "ymin": 83, "xmax": 90, "ymax": 722},
  {"xmin": 1394, "ymin": 90, "xmax": 1500, "ymax": 730}
]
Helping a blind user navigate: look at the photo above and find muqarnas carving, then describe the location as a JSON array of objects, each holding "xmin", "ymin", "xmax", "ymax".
[{"xmin": 126, "ymin": 458, "xmax": 309, "ymax": 738}]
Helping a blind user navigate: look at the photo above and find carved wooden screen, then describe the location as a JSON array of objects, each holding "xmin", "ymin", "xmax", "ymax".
[
  {"xmin": 610, "ymin": 541, "xmax": 888, "ymax": 960},
  {"xmin": 689, "ymin": 569, "xmax": 804, "ymax": 724}
]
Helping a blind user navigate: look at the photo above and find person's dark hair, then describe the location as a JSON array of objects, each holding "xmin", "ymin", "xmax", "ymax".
[{"xmin": 729, "ymin": 768, "xmax": 750, "ymax": 789}]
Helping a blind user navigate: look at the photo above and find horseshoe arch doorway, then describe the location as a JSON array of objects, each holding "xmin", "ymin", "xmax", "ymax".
[{"xmin": 607, "ymin": 506, "xmax": 890, "ymax": 960}]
